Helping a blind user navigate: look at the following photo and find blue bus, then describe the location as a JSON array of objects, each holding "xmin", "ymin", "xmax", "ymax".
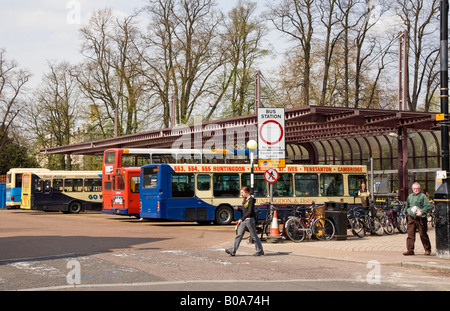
[
  {"xmin": 5, "ymin": 168, "xmax": 50, "ymax": 209},
  {"xmin": 139, "ymin": 163, "xmax": 368, "ymax": 225}
]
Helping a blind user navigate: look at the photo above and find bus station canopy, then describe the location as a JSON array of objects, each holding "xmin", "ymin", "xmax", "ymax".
[
  {"xmin": 41, "ymin": 105, "xmax": 440, "ymax": 156},
  {"xmin": 40, "ymin": 105, "xmax": 442, "ymax": 200}
]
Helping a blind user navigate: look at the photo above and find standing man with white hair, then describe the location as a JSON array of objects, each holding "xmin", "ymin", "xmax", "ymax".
[{"xmin": 403, "ymin": 182, "xmax": 432, "ymax": 256}]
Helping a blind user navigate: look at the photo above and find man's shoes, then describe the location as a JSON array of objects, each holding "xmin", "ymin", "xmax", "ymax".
[
  {"xmin": 253, "ymin": 252, "xmax": 264, "ymax": 256},
  {"xmin": 225, "ymin": 249, "xmax": 235, "ymax": 256},
  {"xmin": 424, "ymin": 250, "xmax": 431, "ymax": 256},
  {"xmin": 403, "ymin": 251, "xmax": 415, "ymax": 256}
]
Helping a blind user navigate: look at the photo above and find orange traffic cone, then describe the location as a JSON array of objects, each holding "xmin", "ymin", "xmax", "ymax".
[{"xmin": 269, "ymin": 210, "xmax": 280, "ymax": 237}]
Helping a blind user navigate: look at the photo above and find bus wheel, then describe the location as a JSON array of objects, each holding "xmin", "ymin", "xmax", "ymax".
[
  {"xmin": 68, "ymin": 201, "xmax": 82, "ymax": 214},
  {"xmin": 214, "ymin": 205, "xmax": 233, "ymax": 225}
]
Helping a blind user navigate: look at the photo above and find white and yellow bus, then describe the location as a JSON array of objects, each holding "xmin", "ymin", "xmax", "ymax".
[
  {"xmin": 21, "ymin": 171, "xmax": 102, "ymax": 213},
  {"xmin": 5, "ymin": 168, "xmax": 50, "ymax": 208},
  {"xmin": 139, "ymin": 163, "xmax": 368, "ymax": 224}
]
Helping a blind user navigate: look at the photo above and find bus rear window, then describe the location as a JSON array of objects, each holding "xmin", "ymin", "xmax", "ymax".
[
  {"xmin": 105, "ymin": 152, "xmax": 116, "ymax": 165},
  {"xmin": 142, "ymin": 167, "xmax": 158, "ymax": 189}
]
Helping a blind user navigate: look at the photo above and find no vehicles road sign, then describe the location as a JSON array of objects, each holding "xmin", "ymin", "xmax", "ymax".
[{"xmin": 264, "ymin": 168, "xmax": 279, "ymax": 183}]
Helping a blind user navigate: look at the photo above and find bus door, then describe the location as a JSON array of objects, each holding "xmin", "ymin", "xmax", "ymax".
[
  {"xmin": 125, "ymin": 168, "xmax": 141, "ymax": 216},
  {"xmin": 20, "ymin": 173, "xmax": 32, "ymax": 210},
  {"xmin": 41, "ymin": 179, "xmax": 53, "ymax": 210},
  {"xmin": 140, "ymin": 165, "xmax": 165, "ymax": 219}
]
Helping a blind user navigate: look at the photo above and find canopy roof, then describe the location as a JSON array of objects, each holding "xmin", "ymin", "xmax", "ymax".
[{"xmin": 41, "ymin": 105, "xmax": 440, "ymax": 156}]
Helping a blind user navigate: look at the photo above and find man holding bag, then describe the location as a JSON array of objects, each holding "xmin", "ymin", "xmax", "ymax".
[{"xmin": 403, "ymin": 182, "xmax": 432, "ymax": 256}]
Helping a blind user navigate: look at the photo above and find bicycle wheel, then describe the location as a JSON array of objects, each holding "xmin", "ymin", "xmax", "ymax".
[
  {"xmin": 384, "ymin": 218, "xmax": 395, "ymax": 235},
  {"xmin": 372, "ymin": 216, "xmax": 384, "ymax": 236},
  {"xmin": 349, "ymin": 217, "xmax": 365, "ymax": 238},
  {"xmin": 397, "ymin": 214, "xmax": 408, "ymax": 233},
  {"xmin": 285, "ymin": 218, "xmax": 306, "ymax": 242},
  {"xmin": 312, "ymin": 218, "xmax": 335, "ymax": 240}
]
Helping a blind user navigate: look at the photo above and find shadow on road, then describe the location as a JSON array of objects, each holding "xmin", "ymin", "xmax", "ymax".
[{"xmin": 0, "ymin": 235, "xmax": 171, "ymax": 264}]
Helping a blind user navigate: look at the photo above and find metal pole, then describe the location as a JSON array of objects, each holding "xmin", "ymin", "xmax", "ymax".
[
  {"xmin": 435, "ymin": 0, "xmax": 450, "ymax": 259},
  {"xmin": 255, "ymin": 70, "xmax": 261, "ymax": 111},
  {"xmin": 441, "ymin": 1, "xmax": 449, "ymax": 172}
]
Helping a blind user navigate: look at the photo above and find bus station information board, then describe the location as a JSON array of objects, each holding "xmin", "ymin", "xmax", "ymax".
[{"xmin": 257, "ymin": 108, "xmax": 286, "ymax": 168}]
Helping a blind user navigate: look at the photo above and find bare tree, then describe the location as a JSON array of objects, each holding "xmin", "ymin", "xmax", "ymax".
[
  {"xmin": 29, "ymin": 61, "xmax": 80, "ymax": 169},
  {"xmin": 395, "ymin": 0, "xmax": 440, "ymax": 111},
  {"xmin": 316, "ymin": 0, "xmax": 344, "ymax": 106},
  {"xmin": 268, "ymin": 0, "xmax": 315, "ymax": 106},
  {"xmin": 0, "ymin": 48, "xmax": 31, "ymax": 150},
  {"xmin": 76, "ymin": 8, "xmax": 146, "ymax": 137},
  {"xmin": 218, "ymin": 0, "xmax": 268, "ymax": 117}
]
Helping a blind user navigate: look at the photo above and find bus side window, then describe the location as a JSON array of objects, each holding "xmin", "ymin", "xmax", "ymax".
[
  {"xmin": 171, "ymin": 174, "xmax": 194, "ymax": 197},
  {"xmin": 348, "ymin": 175, "xmax": 366, "ymax": 197},
  {"xmin": 44, "ymin": 180, "xmax": 52, "ymax": 193},
  {"xmin": 213, "ymin": 174, "xmax": 239, "ymax": 197},
  {"xmin": 320, "ymin": 173, "xmax": 344, "ymax": 196},
  {"xmin": 273, "ymin": 174, "xmax": 293, "ymax": 197},
  {"xmin": 295, "ymin": 173, "xmax": 318, "ymax": 196},
  {"xmin": 35, "ymin": 178, "xmax": 43, "ymax": 193},
  {"xmin": 53, "ymin": 179, "xmax": 63, "ymax": 192},
  {"xmin": 65, "ymin": 178, "xmax": 83, "ymax": 192},
  {"xmin": 84, "ymin": 178, "xmax": 102, "ymax": 192},
  {"xmin": 197, "ymin": 174, "xmax": 210, "ymax": 191},
  {"xmin": 241, "ymin": 173, "xmax": 267, "ymax": 197}
]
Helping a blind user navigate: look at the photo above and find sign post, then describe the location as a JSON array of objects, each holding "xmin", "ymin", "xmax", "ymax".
[
  {"xmin": 257, "ymin": 108, "xmax": 286, "ymax": 169},
  {"xmin": 258, "ymin": 108, "xmax": 285, "ymax": 218},
  {"xmin": 264, "ymin": 168, "xmax": 279, "ymax": 208}
]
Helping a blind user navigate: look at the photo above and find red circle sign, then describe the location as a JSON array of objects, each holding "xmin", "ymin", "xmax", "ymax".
[
  {"xmin": 259, "ymin": 120, "xmax": 284, "ymax": 145},
  {"xmin": 264, "ymin": 169, "xmax": 279, "ymax": 183}
]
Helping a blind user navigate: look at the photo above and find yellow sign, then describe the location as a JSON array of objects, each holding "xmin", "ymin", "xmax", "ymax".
[
  {"xmin": 436, "ymin": 113, "xmax": 445, "ymax": 121},
  {"xmin": 258, "ymin": 159, "xmax": 286, "ymax": 168}
]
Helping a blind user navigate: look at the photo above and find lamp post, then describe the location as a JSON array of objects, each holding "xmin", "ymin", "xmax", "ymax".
[{"xmin": 247, "ymin": 140, "xmax": 258, "ymax": 195}]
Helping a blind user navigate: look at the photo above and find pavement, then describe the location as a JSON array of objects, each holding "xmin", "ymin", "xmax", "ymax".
[{"xmin": 240, "ymin": 227, "xmax": 450, "ymax": 273}]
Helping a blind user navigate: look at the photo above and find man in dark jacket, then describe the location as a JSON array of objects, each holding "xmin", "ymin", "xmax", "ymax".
[{"xmin": 403, "ymin": 182, "xmax": 432, "ymax": 256}]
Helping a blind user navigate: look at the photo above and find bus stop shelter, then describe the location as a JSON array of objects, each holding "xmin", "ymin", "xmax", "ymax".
[{"xmin": 40, "ymin": 105, "xmax": 441, "ymax": 201}]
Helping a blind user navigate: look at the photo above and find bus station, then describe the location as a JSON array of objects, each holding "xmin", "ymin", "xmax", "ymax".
[
  {"xmin": 36, "ymin": 105, "xmax": 443, "ymax": 238},
  {"xmin": 2, "ymin": 104, "xmax": 450, "ymax": 292}
]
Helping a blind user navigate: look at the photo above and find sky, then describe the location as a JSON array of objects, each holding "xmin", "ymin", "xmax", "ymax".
[
  {"xmin": 0, "ymin": 0, "xmax": 248, "ymax": 89},
  {"xmin": 0, "ymin": 0, "xmax": 401, "ymax": 92}
]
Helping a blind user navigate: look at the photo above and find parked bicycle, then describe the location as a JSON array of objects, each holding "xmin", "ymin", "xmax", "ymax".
[
  {"xmin": 254, "ymin": 203, "xmax": 285, "ymax": 240},
  {"xmin": 361, "ymin": 206, "xmax": 384, "ymax": 236},
  {"xmin": 285, "ymin": 202, "xmax": 335, "ymax": 242},
  {"xmin": 347, "ymin": 206, "xmax": 365, "ymax": 238}
]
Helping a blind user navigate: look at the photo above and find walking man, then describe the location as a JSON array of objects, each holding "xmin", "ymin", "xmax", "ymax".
[{"xmin": 403, "ymin": 182, "xmax": 432, "ymax": 256}]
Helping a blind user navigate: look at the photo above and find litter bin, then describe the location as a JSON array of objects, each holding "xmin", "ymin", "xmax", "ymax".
[{"xmin": 325, "ymin": 202, "xmax": 348, "ymax": 240}]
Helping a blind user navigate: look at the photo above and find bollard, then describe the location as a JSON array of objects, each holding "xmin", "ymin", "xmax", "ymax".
[{"xmin": 434, "ymin": 182, "xmax": 450, "ymax": 259}]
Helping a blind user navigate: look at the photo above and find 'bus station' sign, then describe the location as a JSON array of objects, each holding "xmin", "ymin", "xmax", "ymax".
[{"xmin": 257, "ymin": 108, "xmax": 286, "ymax": 168}]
